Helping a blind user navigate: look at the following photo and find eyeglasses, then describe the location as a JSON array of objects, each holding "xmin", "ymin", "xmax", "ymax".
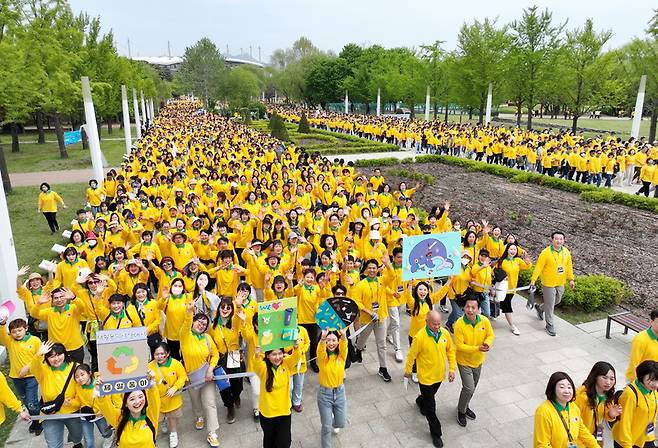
[{"xmin": 220, "ymin": 305, "xmax": 233, "ymax": 310}]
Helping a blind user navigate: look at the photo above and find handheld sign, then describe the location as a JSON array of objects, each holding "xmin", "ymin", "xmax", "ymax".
[
  {"xmin": 97, "ymin": 327, "xmax": 150, "ymax": 396},
  {"xmin": 257, "ymin": 297, "xmax": 298, "ymax": 351},
  {"xmin": 315, "ymin": 297, "xmax": 359, "ymax": 330},
  {"xmin": 402, "ymin": 232, "xmax": 461, "ymax": 281},
  {"xmin": 64, "ymin": 130, "xmax": 82, "ymax": 146}
]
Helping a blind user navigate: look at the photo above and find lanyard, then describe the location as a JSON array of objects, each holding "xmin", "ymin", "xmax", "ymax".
[
  {"xmin": 553, "ymin": 404, "xmax": 574, "ymax": 443},
  {"xmin": 637, "ymin": 387, "xmax": 657, "ymax": 422}
]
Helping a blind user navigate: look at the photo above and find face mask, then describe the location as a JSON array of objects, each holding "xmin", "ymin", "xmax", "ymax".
[
  {"xmin": 461, "ymin": 258, "xmax": 470, "ymax": 266},
  {"xmin": 88, "ymin": 240, "xmax": 97, "ymax": 247},
  {"xmin": 171, "ymin": 286, "xmax": 184, "ymax": 295}
]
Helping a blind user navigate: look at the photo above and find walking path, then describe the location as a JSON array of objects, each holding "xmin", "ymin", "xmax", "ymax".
[{"xmin": 6, "ymin": 296, "xmax": 634, "ymax": 448}]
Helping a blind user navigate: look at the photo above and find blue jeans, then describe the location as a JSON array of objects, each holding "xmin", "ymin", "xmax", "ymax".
[
  {"xmin": 604, "ymin": 173, "xmax": 613, "ymax": 187},
  {"xmin": 43, "ymin": 418, "xmax": 82, "ymax": 448},
  {"xmin": 81, "ymin": 417, "xmax": 112, "ymax": 447},
  {"xmin": 446, "ymin": 301, "xmax": 463, "ymax": 327},
  {"xmin": 290, "ymin": 372, "xmax": 305, "ymax": 406},
  {"xmin": 12, "ymin": 376, "xmax": 39, "ymax": 415},
  {"xmin": 317, "ymin": 385, "xmax": 347, "ymax": 448},
  {"xmin": 479, "ymin": 292, "xmax": 491, "ymax": 317}
]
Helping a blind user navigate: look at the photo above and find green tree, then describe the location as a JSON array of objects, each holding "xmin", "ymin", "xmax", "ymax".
[
  {"xmin": 298, "ymin": 113, "xmax": 310, "ymax": 133},
  {"xmin": 510, "ymin": 6, "xmax": 565, "ymax": 129},
  {"xmin": 176, "ymin": 37, "xmax": 226, "ymax": 107},
  {"xmin": 558, "ymin": 19, "xmax": 613, "ymax": 132},
  {"xmin": 304, "ymin": 56, "xmax": 350, "ymax": 107},
  {"xmin": 224, "ymin": 66, "xmax": 261, "ymax": 109}
]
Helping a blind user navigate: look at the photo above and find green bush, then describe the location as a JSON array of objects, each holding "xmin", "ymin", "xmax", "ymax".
[
  {"xmin": 269, "ymin": 113, "xmax": 289, "ymax": 141},
  {"xmin": 354, "ymin": 158, "xmax": 400, "ymax": 167},
  {"xmin": 518, "ymin": 269, "xmax": 542, "ymax": 294},
  {"xmin": 561, "ymin": 275, "xmax": 631, "ymax": 311},
  {"xmin": 580, "ymin": 190, "xmax": 658, "ymax": 213},
  {"xmin": 298, "ymin": 113, "xmax": 311, "ymax": 133},
  {"xmin": 386, "ymin": 168, "xmax": 435, "ymax": 185}
]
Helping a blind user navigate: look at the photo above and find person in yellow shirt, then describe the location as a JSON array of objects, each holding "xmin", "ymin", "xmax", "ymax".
[
  {"xmin": 530, "ymin": 231, "xmax": 575, "ymax": 337},
  {"xmin": 30, "ymin": 341, "xmax": 83, "ymax": 448},
  {"xmin": 0, "ymin": 371, "xmax": 30, "ymax": 426},
  {"xmin": 626, "ymin": 309, "xmax": 658, "ymax": 382},
  {"xmin": 149, "ymin": 342, "xmax": 188, "ymax": 448},
  {"xmin": 38, "ymin": 182, "xmax": 67, "ymax": 233},
  {"xmin": 96, "ymin": 375, "xmax": 161, "ymax": 448},
  {"xmin": 252, "ymin": 339, "xmax": 301, "ymax": 448},
  {"xmin": 533, "ymin": 371, "xmax": 599, "ymax": 448},
  {"xmin": 636, "ymin": 158, "xmax": 656, "ymax": 197},
  {"xmin": 453, "ymin": 295, "xmax": 494, "ymax": 427},
  {"xmin": 612, "ymin": 360, "xmax": 658, "ymax": 448},
  {"xmin": 0, "ymin": 317, "xmax": 42, "ymax": 434},
  {"xmin": 574, "ymin": 361, "xmax": 622, "ymax": 445},
  {"xmin": 496, "ymin": 243, "xmax": 532, "ymax": 335},
  {"xmin": 404, "ymin": 310, "xmax": 456, "ymax": 448},
  {"xmin": 70, "ymin": 364, "xmax": 114, "ymax": 448},
  {"xmin": 85, "ymin": 180, "xmax": 104, "ymax": 216},
  {"xmin": 316, "ymin": 328, "xmax": 349, "ymax": 448},
  {"xmin": 53, "ymin": 247, "xmax": 90, "ymax": 291}
]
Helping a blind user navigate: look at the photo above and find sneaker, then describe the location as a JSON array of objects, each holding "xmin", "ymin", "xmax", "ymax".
[
  {"xmin": 415, "ymin": 396, "xmax": 425, "ymax": 416},
  {"xmin": 535, "ymin": 305, "xmax": 544, "ymax": 321},
  {"xmin": 169, "ymin": 432, "xmax": 179, "ymax": 448},
  {"xmin": 465, "ymin": 408, "xmax": 476, "ymax": 420},
  {"xmin": 511, "ymin": 326, "xmax": 520, "ymax": 336},
  {"xmin": 457, "ymin": 412, "xmax": 467, "ymax": 427},
  {"xmin": 234, "ymin": 396, "xmax": 241, "ymax": 408},
  {"xmin": 355, "ymin": 349, "xmax": 363, "ymax": 363},
  {"xmin": 445, "ymin": 323, "xmax": 454, "ymax": 333},
  {"xmin": 33, "ymin": 422, "xmax": 43, "ymax": 436},
  {"xmin": 310, "ymin": 360, "xmax": 320, "ymax": 373},
  {"xmin": 160, "ymin": 417, "xmax": 169, "ymax": 434},
  {"xmin": 394, "ymin": 350, "xmax": 404, "ymax": 363},
  {"xmin": 292, "ymin": 403, "xmax": 303, "ymax": 413},
  {"xmin": 412, "ymin": 372, "xmax": 418, "ymax": 383},
  {"xmin": 332, "ymin": 427, "xmax": 340, "ymax": 434},
  {"xmin": 227, "ymin": 406, "xmax": 236, "ymax": 424},
  {"xmin": 195, "ymin": 416, "xmax": 205, "ymax": 430},
  {"xmin": 72, "ymin": 444, "xmax": 83, "ymax": 448},
  {"xmin": 378, "ymin": 367, "xmax": 392, "ymax": 382},
  {"xmin": 432, "ymin": 435, "xmax": 444, "ymax": 447},
  {"xmin": 546, "ymin": 326, "xmax": 556, "ymax": 337},
  {"xmin": 102, "ymin": 435, "xmax": 114, "ymax": 448},
  {"xmin": 253, "ymin": 409, "xmax": 260, "ymax": 421},
  {"xmin": 207, "ymin": 432, "xmax": 220, "ymax": 448},
  {"xmin": 439, "ymin": 305, "xmax": 449, "ymax": 313}
]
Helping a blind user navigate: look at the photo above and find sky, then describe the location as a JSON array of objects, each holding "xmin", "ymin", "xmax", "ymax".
[{"xmin": 68, "ymin": 0, "xmax": 656, "ymax": 62}]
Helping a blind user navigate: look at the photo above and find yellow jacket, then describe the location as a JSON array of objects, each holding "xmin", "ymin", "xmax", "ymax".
[
  {"xmin": 0, "ymin": 327, "xmax": 41, "ymax": 378},
  {"xmin": 38, "ymin": 191, "xmax": 63, "ymax": 213},
  {"xmin": 180, "ymin": 312, "xmax": 219, "ymax": 373},
  {"xmin": 295, "ymin": 283, "xmax": 323, "ymax": 325},
  {"xmin": 498, "ymin": 257, "xmax": 532, "ymax": 290},
  {"xmin": 533, "ymin": 400, "xmax": 599, "ymax": 448},
  {"xmin": 612, "ymin": 381, "xmax": 658, "ymax": 448},
  {"xmin": 53, "ymin": 258, "xmax": 90, "ymax": 290},
  {"xmin": 573, "ymin": 385, "xmax": 615, "ymax": 437},
  {"xmin": 317, "ymin": 338, "xmax": 348, "ymax": 388},
  {"xmin": 352, "ymin": 277, "xmax": 390, "ymax": 324},
  {"xmin": 162, "ymin": 293, "xmax": 192, "ymax": 341},
  {"xmin": 530, "ymin": 246, "xmax": 574, "ymax": 288},
  {"xmin": 0, "ymin": 372, "xmax": 23, "ymax": 425},
  {"xmin": 29, "ymin": 357, "xmax": 78, "ymax": 415},
  {"xmin": 149, "ymin": 358, "xmax": 187, "ymax": 413},
  {"xmin": 405, "ymin": 326, "xmax": 456, "ymax": 385},
  {"xmin": 33, "ymin": 301, "xmax": 87, "ymax": 351},
  {"xmin": 406, "ymin": 295, "xmax": 432, "ymax": 338},
  {"xmin": 253, "ymin": 347, "xmax": 301, "ymax": 418},
  {"xmin": 453, "ymin": 314, "xmax": 495, "ymax": 368},
  {"xmin": 626, "ymin": 329, "xmax": 658, "ymax": 381}
]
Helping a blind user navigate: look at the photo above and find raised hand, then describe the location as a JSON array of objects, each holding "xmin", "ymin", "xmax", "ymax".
[
  {"xmin": 37, "ymin": 340, "xmax": 55, "ymax": 356},
  {"xmin": 17, "ymin": 266, "xmax": 30, "ymax": 277}
]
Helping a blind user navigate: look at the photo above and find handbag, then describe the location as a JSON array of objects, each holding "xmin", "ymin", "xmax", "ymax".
[
  {"xmin": 39, "ymin": 363, "xmax": 77, "ymax": 414},
  {"xmin": 213, "ymin": 366, "xmax": 231, "ymax": 391}
]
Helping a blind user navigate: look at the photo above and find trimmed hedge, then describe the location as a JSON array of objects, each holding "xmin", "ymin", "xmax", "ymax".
[
  {"xmin": 562, "ymin": 275, "xmax": 631, "ymax": 311},
  {"xmin": 387, "ymin": 168, "xmax": 435, "ymax": 185},
  {"xmin": 354, "ymin": 158, "xmax": 400, "ymax": 167}
]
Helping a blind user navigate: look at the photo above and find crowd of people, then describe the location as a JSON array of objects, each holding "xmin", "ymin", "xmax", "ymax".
[
  {"xmin": 271, "ymin": 105, "xmax": 658, "ymax": 195},
  {"xmin": 0, "ymin": 99, "xmax": 655, "ymax": 448}
]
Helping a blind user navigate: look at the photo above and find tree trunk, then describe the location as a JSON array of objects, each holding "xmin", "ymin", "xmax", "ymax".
[
  {"xmin": 107, "ymin": 117, "xmax": 113, "ymax": 135},
  {"xmin": 540, "ymin": 103, "xmax": 544, "ymax": 119},
  {"xmin": 97, "ymin": 121, "xmax": 102, "ymax": 141},
  {"xmin": 0, "ymin": 140, "xmax": 12, "ymax": 193},
  {"xmin": 36, "ymin": 111, "xmax": 46, "ymax": 144},
  {"xmin": 571, "ymin": 115, "xmax": 579, "ymax": 134},
  {"xmin": 10, "ymin": 122, "xmax": 20, "ymax": 153},
  {"xmin": 444, "ymin": 103, "xmax": 449, "ymax": 123},
  {"xmin": 468, "ymin": 107, "xmax": 473, "ymax": 120},
  {"xmin": 527, "ymin": 99, "xmax": 533, "ymax": 130},
  {"xmin": 516, "ymin": 104, "xmax": 522, "ymax": 127},
  {"xmin": 119, "ymin": 113, "xmax": 124, "ymax": 130},
  {"xmin": 478, "ymin": 102, "xmax": 485, "ymax": 124},
  {"xmin": 53, "ymin": 113, "xmax": 68, "ymax": 159},
  {"xmin": 81, "ymin": 126, "xmax": 89, "ymax": 150},
  {"xmin": 649, "ymin": 98, "xmax": 658, "ymax": 143}
]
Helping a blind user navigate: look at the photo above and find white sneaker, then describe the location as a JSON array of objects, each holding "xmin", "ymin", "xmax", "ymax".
[
  {"xmin": 412, "ymin": 372, "xmax": 418, "ymax": 383},
  {"xmin": 439, "ymin": 305, "xmax": 449, "ymax": 313},
  {"xmin": 207, "ymin": 431, "xmax": 220, "ymax": 447},
  {"xmin": 394, "ymin": 350, "xmax": 404, "ymax": 363},
  {"xmin": 102, "ymin": 435, "xmax": 114, "ymax": 448},
  {"xmin": 333, "ymin": 427, "xmax": 341, "ymax": 434},
  {"xmin": 160, "ymin": 418, "xmax": 169, "ymax": 434},
  {"xmin": 511, "ymin": 326, "xmax": 520, "ymax": 336},
  {"xmin": 169, "ymin": 432, "xmax": 179, "ymax": 448}
]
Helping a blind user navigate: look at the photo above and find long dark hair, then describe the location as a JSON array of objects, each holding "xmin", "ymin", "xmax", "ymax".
[
  {"xmin": 497, "ymin": 243, "xmax": 519, "ymax": 269},
  {"xmin": 412, "ymin": 281, "xmax": 432, "ymax": 316},
  {"xmin": 212, "ymin": 296, "xmax": 234, "ymax": 329},
  {"xmin": 462, "ymin": 230, "xmax": 477, "ymax": 248},
  {"xmin": 582, "ymin": 361, "xmax": 616, "ymax": 409},
  {"xmin": 115, "ymin": 390, "xmax": 155, "ymax": 445},
  {"xmin": 264, "ymin": 350, "xmax": 282, "ymax": 392}
]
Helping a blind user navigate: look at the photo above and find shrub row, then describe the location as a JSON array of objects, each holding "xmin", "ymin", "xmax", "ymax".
[{"xmin": 386, "ymin": 168, "xmax": 435, "ymax": 185}]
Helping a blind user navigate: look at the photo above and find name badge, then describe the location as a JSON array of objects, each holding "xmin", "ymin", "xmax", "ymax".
[
  {"xmin": 557, "ymin": 266, "xmax": 564, "ymax": 274},
  {"xmin": 595, "ymin": 425, "xmax": 603, "ymax": 441},
  {"xmin": 647, "ymin": 422, "xmax": 655, "ymax": 437},
  {"xmin": 567, "ymin": 443, "xmax": 577, "ymax": 448},
  {"xmin": 372, "ymin": 302, "xmax": 379, "ymax": 311},
  {"xmin": 397, "ymin": 286, "xmax": 404, "ymax": 294}
]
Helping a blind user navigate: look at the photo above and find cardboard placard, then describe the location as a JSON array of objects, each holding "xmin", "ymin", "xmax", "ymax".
[
  {"xmin": 257, "ymin": 297, "xmax": 297, "ymax": 351},
  {"xmin": 97, "ymin": 327, "xmax": 150, "ymax": 396}
]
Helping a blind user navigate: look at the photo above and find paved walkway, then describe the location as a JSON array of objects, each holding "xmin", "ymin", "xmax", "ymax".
[{"xmin": 6, "ymin": 295, "xmax": 634, "ymax": 448}]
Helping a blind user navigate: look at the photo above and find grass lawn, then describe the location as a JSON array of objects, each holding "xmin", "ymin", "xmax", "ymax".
[
  {"xmin": 7, "ymin": 182, "xmax": 87, "ymax": 269},
  {"xmin": 0, "ymin": 362, "xmax": 18, "ymax": 446},
  {"xmin": 1, "ymin": 125, "xmax": 136, "ymax": 173}
]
